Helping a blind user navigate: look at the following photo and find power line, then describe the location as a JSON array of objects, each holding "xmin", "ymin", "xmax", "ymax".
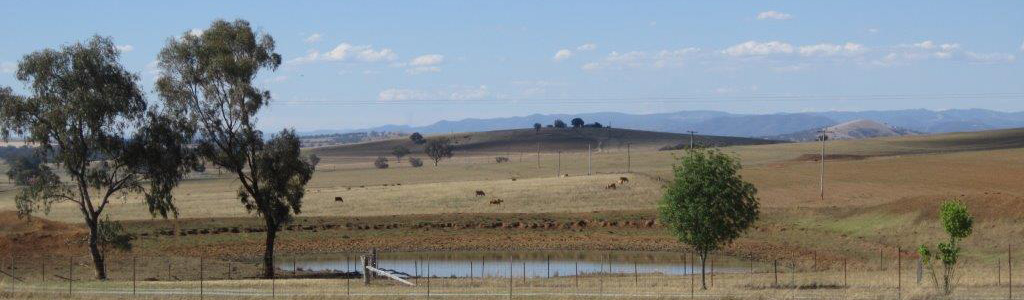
[{"xmin": 271, "ymin": 92, "xmax": 1024, "ymax": 106}]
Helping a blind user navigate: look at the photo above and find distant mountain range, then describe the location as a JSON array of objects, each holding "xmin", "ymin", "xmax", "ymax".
[{"xmin": 300, "ymin": 109, "xmax": 1024, "ymax": 138}]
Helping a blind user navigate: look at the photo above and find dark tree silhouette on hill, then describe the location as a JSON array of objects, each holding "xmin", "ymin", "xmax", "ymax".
[
  {"xmin": 553, "ymin": 119, "xmax": 567, "ymax": 128},
  {"xmin": 533, "ymin": 123, "xmax": 542, "ymax": 133},
  {"xmin": 571, "ymin": 118, "xmax": 585, "ymax": 128},
  {"xmin": 410, "ymin": 132, "xmax": 426, "ymax": 144}
]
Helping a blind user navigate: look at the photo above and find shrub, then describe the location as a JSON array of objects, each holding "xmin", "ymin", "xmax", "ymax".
[
  {"xmin": 408, "ymin": 157, "xmax": 423, "ymax": 167},
  {"xmin": 918, "ymin": 200, "xmax": 973, "ymax": 295},
  {"xmin": 374, "ymin": 156, "xmax": 389, "ymax": 169},
  {"xmin": 495, "ymin": 156, "xmax": 509, "ymax": 163}
]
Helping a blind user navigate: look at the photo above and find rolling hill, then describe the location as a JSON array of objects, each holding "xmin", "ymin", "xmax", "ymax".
[
  {"xmin": 308, "ymin": 108, "xmax": 1024, "ymax": 138},
  {"xmin": 765, "ymin": 119, "xmax": 920, "ymax": 142},
  {"xmin": 309, "ymin": 127, "xmax": 780, "ymax": 157}
]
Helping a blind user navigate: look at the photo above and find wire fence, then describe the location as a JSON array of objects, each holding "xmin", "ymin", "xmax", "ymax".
[{"xmin": 0, "ymin": 247, "xmax": 1019, "ymax": 299}]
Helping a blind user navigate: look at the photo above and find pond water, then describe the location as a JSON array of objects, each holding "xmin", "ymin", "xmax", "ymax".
[{"xmin": 278, "ymin": 251, "xmax": 745, "ymax": 278}]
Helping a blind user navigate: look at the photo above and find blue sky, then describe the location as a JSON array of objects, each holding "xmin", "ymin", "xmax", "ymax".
[{"xmin": 1, "ymin": 1, "xmax": 1022, "ymax": 131}]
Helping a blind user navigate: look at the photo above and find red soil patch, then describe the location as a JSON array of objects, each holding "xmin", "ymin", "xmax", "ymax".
[{"xmin": 0, "ymin": 211, "xmax": 87, "ymax": 257}]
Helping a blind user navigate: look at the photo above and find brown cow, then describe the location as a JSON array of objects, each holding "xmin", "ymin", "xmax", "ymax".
[
  {"xmin": 334, "ymin": 196, "xmax": 344, "ymax": 202},
  {"xmin": 475, "ymin": 190, "xmax": 486, "ymax": 197},
  {"xmin": 489, "ymin": 198, "xmax": 503, "ymax": 205},
  {"xmin": 606, "ymin": 183, "xmax": 617, "ymax": 190},
  {"xmin": 618, "ymin": 177, "xmax": 629, "ymax": 184}
]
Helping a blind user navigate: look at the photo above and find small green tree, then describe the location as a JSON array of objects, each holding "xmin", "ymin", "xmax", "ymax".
[
  {"xmin": 658, "ymin": 148, "xmax": 759, "ymax": 290},
  {"xmin": 918, "ymin": 200, "xmax": 973, "ymax": 295},
  {"xmin": 392, "ymin": 146, "xmax": 410, "ymax": 163},
  {"xmin": 408, "ymin": 157, "xmax": 424, "ymax": 167},
  {"xmin": 374, "ymin": 156, "xmax": 389, "ymax": 169},
  {"xmin": 424, "ymin": 138, "xmax": 454, "ymax": 166}
]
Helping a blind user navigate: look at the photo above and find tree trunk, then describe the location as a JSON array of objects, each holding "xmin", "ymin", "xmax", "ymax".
[
  {"xmin": 262, "ymin": 223, "xmax": 278, "ymax": 279},
  {"xmin": 700, "ymin": 251, "xmax": 708, "ymax": 290},
  {"xmin": 87, "ymin": 222, "xmax": 108, "ymax": 280}
]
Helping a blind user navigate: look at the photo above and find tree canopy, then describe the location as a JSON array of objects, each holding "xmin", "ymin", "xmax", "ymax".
[
  {"xmin": 410, "ymin": 132, "xmax": 426, "ymax": 144},
  {"xmin": 155, "ymin": 19, "xmax": 314, "ymax": 278},
  {"xmin": 658, "ymin": 148, "xmax": 759, "ymax": 289},
  {"xmin": 424, "ymin": 138, "xmax": 454, "ymax": 166},
  {"xmin": 571, "ymin": 118, "xmax": 585, "ymax": 128},
  {"xmin": 0, "ymin": 36, "xmax": 194, "ymax": 280}
]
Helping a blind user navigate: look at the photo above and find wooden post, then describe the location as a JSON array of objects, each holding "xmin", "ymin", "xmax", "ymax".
[
  {"xmin": 546, "ymin": 255, "xmax": 550, "ymax": 278},
  {"xmin": 634, "ymin": 261, "xmax": 638, "ymax": 287},
  {"xmin": 626, "ymin": 143, "xmax": 631, "ymax": 173},
  {"xmin": 575, "ymin": 257, "xmax": 579, "ymax": 289},
  {"xmin": 41, "ymin": 257, "xmax": 45, "ymax": 283},
  {"xmin": 844, "ymin": 258, "xmax": 848, "ymax": 288},
  {"xmin": 361, "ymin": 256, "xmax": 369, "ymax": 285},
  {"xmin": 522, "ymin": 262, "xmax": 526, "ymax": 284},
  {"xmin": 508, "ymin": 255, "xmax": 513, "ymax": 300},
  {"xmin": 773, "ymin": 260, "xmax": 778, "ymax": 287},
  {"xmin": 1010, "ymin": 244, "xmax": 1013, "ymax": 300},
  {"xmin": 426, "ymin": 262, "xmax": 431, "ymax": 298},
  {"xmin": 588, "ymin": 144, "xmax": 592, "ymax": 175},
  {"xmin": 200, "ymin": 256, "xmax": 204, "ymax": 300},
  {"xmin": 897, "ymin": 247, "xmax": 901, "ymax": 299},
  {"xmin": 690, "ymin": 252, "xmax": 695, "ymax": 298},
  {"xmin": 556, "ymin": 151, "xmax": 561, "ymax": 177},
  {"xmin": 292, "ymin": 257, "xmax": 296, "ymax": 276},
  {"xmin": 132, "ymin": 256, "xmax": 137, "ymax": 296},
  {"xmin": 68, "ymin": 256, "xmax": 73, "ymax": 296}
]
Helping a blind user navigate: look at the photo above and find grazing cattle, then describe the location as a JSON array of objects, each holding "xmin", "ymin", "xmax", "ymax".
[
  {"xmin": 489, "ymin": 198, "xmax": 503, "ymax": 205},
  {"xmin": 334, "ymin": 196, "xmax": 344, "ymax": 202},
  {"xmin": 475, "ymin": 190, "xmax": 486, "ymax": 197},
  {"xmin": 618, "ymin": 177, "xmax": 629, "ymax": 184},
  {"xmin": 606, "ymin": 183, "xmax": 617, "ymax": 190},
  {"xmin": 511, "ymin": 177, "xmax": 517, "ymax": 181},
  {"xmin": 561, "ymin": 174, "xmax": 570, "ymax": 178}
]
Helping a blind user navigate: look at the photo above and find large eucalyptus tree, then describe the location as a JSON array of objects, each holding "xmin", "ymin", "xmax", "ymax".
[
  {"xmin": 0, "ymin": 36, "xmax": 194, "ymax": 279},
  {"xmin": 156, "ymin": 19, "xmax": 315, "ymax": 278}
]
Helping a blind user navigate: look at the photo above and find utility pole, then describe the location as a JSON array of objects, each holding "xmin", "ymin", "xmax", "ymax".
[
  {"xmin": 817, "ymin": 127, "xmax": 834, "ymax": 201},
  {"xmin": 536, "ymin": 142, "xmax": 541, "ymax": 169},
  {"xmin": 686, "ymin": 131, "xmax": 698, "ymax": 149},
  {"xmin": 557, "ymin": 151, "xmax": 561, "ymax": 177},
  {"xmin": 626, "ymin": 143, "xmax": 631, "ymax": 173}
]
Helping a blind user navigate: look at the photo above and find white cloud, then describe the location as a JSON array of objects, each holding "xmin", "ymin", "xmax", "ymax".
[
  {"xmin": 304, "ymin": 33, "xmax": 322, "ymax": 43},
  {"xmin": 406, "ymin": 66, "xmax": 441, "ymax": 75},
  {"xmin": 1, "ymin": 62, "xmax": 15, "ymax": 73},
  {"xmin": 116, "ymin": 45, "xmax": 135, "ymax": 52},
  {"xmin": 378, "ymin": 88, "xmax": 432, "ymax": 101},
  {"xmin": 874, "ymin": 40, "xmax": 1016, "ymax": 66},
  {"xmin": 722, "ymin": 41, "xmax": 794, "ymax": 56},
  {"xmin": 410, "ymin": 54, "xmax": 444, "ymax": 66},
  {"xmin": 378, "ymin": 85, "xmax": 490, "ymax": 101},
  {"xmin": 756, "ymin": 11, "xmax": 792, "ymax": 20},
  {"xmin": 553, "ymin": 49, "xmax": 573, "ymax": 62},
  {"xmin": 798, "ymin": 42, "xmax": 866, "ymax": 57},
  {"xmin": 289, "ymin": 43, "xmax": 397, "ymax": 64},
  {"xmin": 401, "ymin": 54, "xmax": 445, "ymax": 74},
  {"xmin": 965, "ymin": 52, "xmax": 1016, "ymax": 64},
  {"xmin": 576, "ymin": 43, "xmax": 597, "ymax": 51},
  {"xmin": 582, "ymin": 48, "xmax": 697, "ymax": 70}
]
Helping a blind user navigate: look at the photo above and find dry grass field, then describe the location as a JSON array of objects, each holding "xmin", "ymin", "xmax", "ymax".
[{"xmin": 0, "ymin": 128, "xmax": 1022, "ymax": 298}]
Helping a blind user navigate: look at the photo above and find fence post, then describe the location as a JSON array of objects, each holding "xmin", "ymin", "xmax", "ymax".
[
  {"xmin": 547, "ymin": 255, "xmax": 550, "ymax": 278},
  {"xmin": 1010, "ymin": 244, "xmax": 1013, "ymax": 300},
  {"xmin": 773, "ymin": 260, "xmax": 778, "ymax": 287},
  {"xmin": 41, "ymin": 256, "xmax": 45, "ymax": 284},
  {"xmin": 68, "ymin": 256, "xmax": 72, "ymax": 296},
  {"xmin": 11, "ymin": 253, "xmax": 15, "ymax": 293},
  {"xmin": 574, "ymin": 256, "xmax": 578, "ymax": 289},
  {"xmin": 634, "ymin": 260, "xmax": 638, "ymax": 288},
  {"xmin": 132, "ymin": 256, "xmax": 137, "ymax": 296},
  {"xmin": 897, "ymin": 247, "xmax": 901, "ymax": 299},
  {"xmin": 626, "ymin": 143, "xmax": 631, "ymax": 173},
  {"xmin": 588, "ymin": 144, "xmax": 592, "ymax": 175},
  {"xmin": 690, "ymin": 252, "xmax": 695, "ymax": 298},
  {"xmin": 844, "ymin": 258, "xmax": 848, "ymax": 288},
  {"xmin": 556, "ymin": 151, "xmax": 561, "ymax": 177},
  {"xmin": 426, "ymin": 262, "xmax": 431, "ymax": 298},
  {"xmin": 508, "ymin": 254, "xmax": 513, "ymax": 300},
  {"xmin": 200, "ymin": 256, "xmax": 204, "ymax": 300}
]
